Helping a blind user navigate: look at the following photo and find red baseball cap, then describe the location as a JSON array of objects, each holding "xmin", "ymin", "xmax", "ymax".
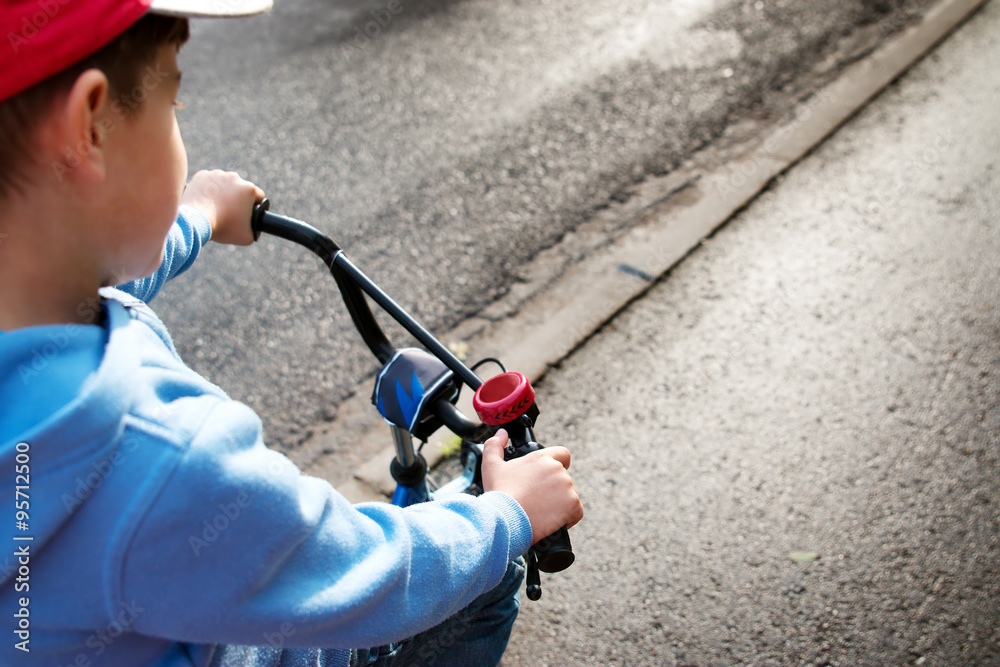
[{"xmin": 0, "ymin": 0, "xmax": 272, "ymax": 103}]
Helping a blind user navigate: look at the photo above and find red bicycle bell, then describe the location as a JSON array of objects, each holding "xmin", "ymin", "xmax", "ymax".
[{"xmin": 473, "ymin": 372, "xmax": 537, "ymax": 426}]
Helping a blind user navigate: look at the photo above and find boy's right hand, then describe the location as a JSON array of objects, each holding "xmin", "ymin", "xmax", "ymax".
[
  {"xmin": 481, "ymin": 429, "xmax": 583, "ymax": 545},
  {"xmin": 181, "ymin": 169, "xmax": 265, "ymax": 246}
]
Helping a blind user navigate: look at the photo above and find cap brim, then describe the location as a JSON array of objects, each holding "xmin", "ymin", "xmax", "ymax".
[{"xmin": 148, "ymin": 0, "xmax": 273, "ymax": 18}]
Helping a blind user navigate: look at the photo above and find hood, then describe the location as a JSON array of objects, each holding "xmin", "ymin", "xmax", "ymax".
[{"xmin": 0, "ymin": 299, "xmax": 137, "ymax": 586}]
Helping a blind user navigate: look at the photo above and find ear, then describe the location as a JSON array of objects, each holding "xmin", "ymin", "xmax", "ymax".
[{"xmin": 47, "ymin": 69, "xmax": 111, "ymax": 185}]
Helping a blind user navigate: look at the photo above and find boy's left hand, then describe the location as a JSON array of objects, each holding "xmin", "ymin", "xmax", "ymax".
[{"xmin": 181, "ymin": 169, "xmax": 265, "ymax": 246}]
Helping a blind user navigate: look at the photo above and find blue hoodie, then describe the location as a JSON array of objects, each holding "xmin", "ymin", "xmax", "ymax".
[{"xmin": 0, "ymin": 208, "xmax": 532, "ymax": 666}]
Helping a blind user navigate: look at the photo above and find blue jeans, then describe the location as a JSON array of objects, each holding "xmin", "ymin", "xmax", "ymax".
[{"xmin": 208, "ymin": 557, "xmax": 525, "ymax": 667}]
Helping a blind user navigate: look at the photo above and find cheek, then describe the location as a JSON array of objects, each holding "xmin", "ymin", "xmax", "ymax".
[
  {"xmin": 145, "ymin": 124, "xmax": 186, "ymax": 251},
  {"xmin": 175, "ymin": 121, "xmax": 187, "ymax": 176},
  {"xmin": 145, "ymin": 119, "xmax": 187, "ymax": 234},
  {"xmin": 170, "ymin": 120, "xmax": 188, "ymax": 197}
]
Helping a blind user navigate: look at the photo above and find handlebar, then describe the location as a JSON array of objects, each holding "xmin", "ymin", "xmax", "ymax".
[
  {"xmin": 431, "ymin": 400, "xmax": 492, "ymax": 442},
  {"xmin": 252, "ymin": 199, "xmax": 481, "ymax": 386},
  {"xmin": 251, "ymin": 200, "xmax": 395, "ymax": 363},
  {"xmin": 251, "ymin": 200, "xmax": 573, "ymax": 598}
]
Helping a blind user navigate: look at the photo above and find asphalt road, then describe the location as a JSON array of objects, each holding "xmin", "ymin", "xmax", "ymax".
[
  {"xmin": 156, "ymin": 0, "xmax": 922, "ymax": 448},
  {"xmin": 502, "ymin": 1, "xmax": 999, "ymax": 664}
]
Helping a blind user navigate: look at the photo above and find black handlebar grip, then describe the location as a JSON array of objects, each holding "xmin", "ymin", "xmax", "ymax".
[
  {"xmin": 531, "ymin": 525, "xmax": 574, "ymax": 573},
  {"xmin": 472, "ymin": 374, "xmax": 576, "ymax": 574}
]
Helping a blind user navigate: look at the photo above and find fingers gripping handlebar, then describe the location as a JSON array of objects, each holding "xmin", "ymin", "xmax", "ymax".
[
  {"xmin": 473, "ymin": 373, "xmax": 575, "ymax": 583},
  {"xmin": 251, "ymin": 200, "xmax": 574, "ymax": 599}
]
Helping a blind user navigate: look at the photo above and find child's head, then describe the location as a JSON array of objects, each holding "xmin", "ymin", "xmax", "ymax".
[
  {"xmin": 1, "ymin": 1, "xmax": 270, "ymax": 198},
  {"xmin": 0, "ymin": 13, "xmax": 188, "ymax": 198},
  {"xmin": 0, "ymin": 0, "xmax": 270, "ymax": 286}
]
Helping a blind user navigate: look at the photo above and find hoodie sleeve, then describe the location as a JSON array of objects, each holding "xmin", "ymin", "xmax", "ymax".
[
  {"xmin": 116, "ymin": 398, "xmax": 532, "ymax": 650},
  {"xmin": 116, "ymin": 206, "xmax": 213, "ymax": 304}
]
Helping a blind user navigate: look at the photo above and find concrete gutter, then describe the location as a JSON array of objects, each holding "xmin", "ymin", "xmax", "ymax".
[{"xmin": 292, "ymin": 0, "xmax": 988, "ymax": 503}]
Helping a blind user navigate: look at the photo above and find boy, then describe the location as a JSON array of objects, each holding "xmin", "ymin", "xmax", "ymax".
[{"xmin": 0, "ymin": 2, "xmax": 583, "ymax": 665}]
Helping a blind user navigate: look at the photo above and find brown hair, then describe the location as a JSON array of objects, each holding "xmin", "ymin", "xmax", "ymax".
[{"xmin": 0, "ymin": 14, "xmax": 190, "ymax": 197}]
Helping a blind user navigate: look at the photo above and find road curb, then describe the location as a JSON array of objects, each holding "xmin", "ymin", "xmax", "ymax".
[{"xmin": 294, "ymin": 0, "xmax": 987, "ymax": 502}]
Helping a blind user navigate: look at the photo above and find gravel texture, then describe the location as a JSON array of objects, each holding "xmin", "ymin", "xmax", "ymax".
[{"xmin": 503, "ymin": 2, "xmax": 999, "ymax": 663}]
